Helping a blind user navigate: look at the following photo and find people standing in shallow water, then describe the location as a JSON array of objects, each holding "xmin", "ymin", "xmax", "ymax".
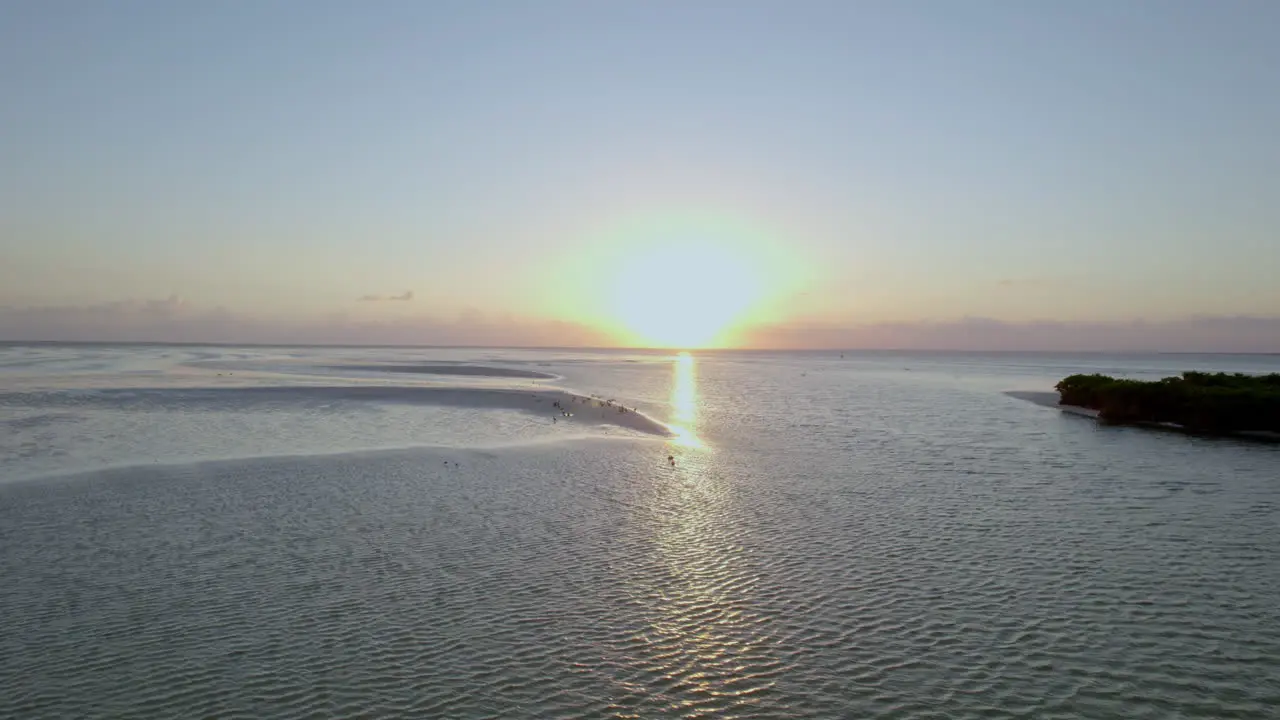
[{"xmin": 668, "ymin": 454, "xmax": 675, "ymax": 467}]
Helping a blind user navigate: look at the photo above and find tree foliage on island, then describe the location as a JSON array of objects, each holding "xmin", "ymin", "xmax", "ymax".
[{"xmin": 1055, "ymin": 372, "xmax": 1280, "ymax": 433}]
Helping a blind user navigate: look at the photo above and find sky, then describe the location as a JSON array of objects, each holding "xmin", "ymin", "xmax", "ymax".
[{"xmin": 2, "ymin": 0, "xmax": 1278, "ymax": 350}]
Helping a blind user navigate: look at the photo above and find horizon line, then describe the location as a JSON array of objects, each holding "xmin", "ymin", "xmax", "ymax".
[{"xmin": 1, "ymin": 339, "xmax": 1276, "ymax": 357}]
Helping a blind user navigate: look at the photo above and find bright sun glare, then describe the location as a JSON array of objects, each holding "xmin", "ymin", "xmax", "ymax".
[{"xmin": 608, "ymin": 244, "xmax": 760, "ymax": 348}]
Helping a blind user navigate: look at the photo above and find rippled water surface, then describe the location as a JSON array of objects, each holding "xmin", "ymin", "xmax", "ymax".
[{"xmin": 2, "ymin": 345, "xmax": 1280, "ymax": 718}]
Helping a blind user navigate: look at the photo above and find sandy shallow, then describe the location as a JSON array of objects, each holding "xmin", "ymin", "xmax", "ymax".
[
  {"xmin": 1006, "ymin": 390, "xmax": 1100, "ymax": 418},
  {"xmin": 0, "ymin": 384, "xmax": 673, "ymax": 438},
  {"xmin": 0, "ymin": 356, "xmax": 679, "ymax": 482}
]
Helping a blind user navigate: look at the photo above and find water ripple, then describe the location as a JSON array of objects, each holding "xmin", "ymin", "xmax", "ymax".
[{"xmin": 4, "ymin": 349, "xmax": 1280, "ymax": 718}]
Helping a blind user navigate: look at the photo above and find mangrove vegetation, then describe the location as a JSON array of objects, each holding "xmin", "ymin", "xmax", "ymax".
[{"xmin": 1055, "ymin": 371, "xmax": 1280, "ymax": 434}]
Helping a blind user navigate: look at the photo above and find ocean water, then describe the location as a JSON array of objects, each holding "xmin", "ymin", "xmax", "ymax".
[{"xmin": 2, "ymin": 344, "xmax": 1280, "ymax": 719}]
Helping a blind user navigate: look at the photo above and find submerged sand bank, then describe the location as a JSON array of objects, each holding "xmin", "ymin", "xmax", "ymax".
[
  {"xmin": 1006, "ymin": 391, "xmax": 1100, "ymax": 418},
  {"xmin": 0, "ymin": 385, "xmax": 674, "ymax": 438}
]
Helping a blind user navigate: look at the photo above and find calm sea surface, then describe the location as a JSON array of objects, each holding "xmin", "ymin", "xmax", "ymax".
[{"xmin": 2, "ymin": 344, "xmax": 1279, "ymax": 718}]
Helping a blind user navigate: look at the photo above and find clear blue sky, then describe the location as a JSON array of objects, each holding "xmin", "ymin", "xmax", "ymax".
[{"xmin": 2, "ymin": 1, "xmax": 1278, "ymax": 348}]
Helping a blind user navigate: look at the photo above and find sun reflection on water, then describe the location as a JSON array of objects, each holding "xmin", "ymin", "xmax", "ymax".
[
  {"xmin": 631, "ymin": 352, "xmax": 782, "ymax": 715},
  {"xmin": 667, "ymin": 352, "xmax": 702, "ymax": 448}
]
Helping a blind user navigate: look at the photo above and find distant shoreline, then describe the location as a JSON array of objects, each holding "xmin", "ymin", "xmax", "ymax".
[{"xmin": 331, "ymin": 363, "xmax": 558, "ymax": 380}]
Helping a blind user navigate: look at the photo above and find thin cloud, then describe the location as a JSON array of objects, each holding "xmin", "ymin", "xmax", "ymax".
[
  {"xmin": 357, "ymin": 290, "xmax": 414, "ymax": 302},
  {"xmin": 996, "ymin": 276, "xmax": 1061, "ymax": 288}
]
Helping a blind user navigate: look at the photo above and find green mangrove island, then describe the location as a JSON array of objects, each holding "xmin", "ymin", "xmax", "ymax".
[{"xmin": 1056, "ymin": 372, "xmax": 1280, "ymax": 436}]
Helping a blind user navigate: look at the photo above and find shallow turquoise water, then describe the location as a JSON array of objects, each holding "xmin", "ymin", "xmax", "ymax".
[{"xmin": 2, "ymin": 345, "xmax": 1279, "ymax": 718}]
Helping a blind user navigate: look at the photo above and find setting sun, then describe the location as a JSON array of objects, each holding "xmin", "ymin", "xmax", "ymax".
[
  {"xmin": 607, "ymin": 243, "xmax": 761, "ymax": 348},
  {"xmin": 539, "ymin": 213, "xmax": 809, "ymax": 348}
]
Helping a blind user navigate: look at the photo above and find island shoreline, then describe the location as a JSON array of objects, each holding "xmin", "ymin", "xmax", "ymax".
[{"xmin": 1007, "ymin": 386, "xmax": 1280, "ymax": 443}]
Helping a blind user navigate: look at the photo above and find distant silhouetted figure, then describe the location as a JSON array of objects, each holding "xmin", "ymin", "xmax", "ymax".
[{"xmin": 668, "ymin": 454, "xmax": 675, "ymax": 467}]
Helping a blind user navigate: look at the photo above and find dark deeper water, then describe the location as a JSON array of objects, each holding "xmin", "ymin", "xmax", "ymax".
[{"xmin": 2, "ymin": 348, "xmax": 1280, "ymax": 718}]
